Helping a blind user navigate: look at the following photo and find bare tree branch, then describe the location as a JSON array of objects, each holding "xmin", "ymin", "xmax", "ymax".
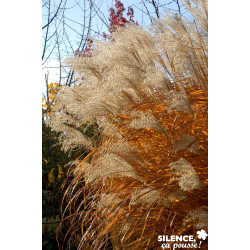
[{"xmin": 42, "ymin": 0, "xmax": 64, "ymax": 30}]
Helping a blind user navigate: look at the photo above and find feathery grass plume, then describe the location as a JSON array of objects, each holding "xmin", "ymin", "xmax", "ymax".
[{"xmin": 48, "ymin": 0, "xmax": 208, "ymax": 248}]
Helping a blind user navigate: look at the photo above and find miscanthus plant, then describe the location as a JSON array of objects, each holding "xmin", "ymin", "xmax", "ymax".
[{"xmin": 48, "ymin": 0, "xmax": 208, "ymax": 248}]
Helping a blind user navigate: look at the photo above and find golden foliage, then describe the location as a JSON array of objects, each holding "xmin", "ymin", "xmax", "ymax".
[{"xmin": 42, "ymin": 82, "xmax": 61, "ymax": 114}]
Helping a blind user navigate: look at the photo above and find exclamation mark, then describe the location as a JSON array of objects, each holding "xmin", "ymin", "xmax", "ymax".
[{"xmin": 198, "ymin": 241, "xmax": 202, "ymax": 248}]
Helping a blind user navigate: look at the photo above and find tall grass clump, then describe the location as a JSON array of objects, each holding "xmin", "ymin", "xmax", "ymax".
[{"xmin": 48, "ymin": 0, "xmax": 208, "ymax": 248}]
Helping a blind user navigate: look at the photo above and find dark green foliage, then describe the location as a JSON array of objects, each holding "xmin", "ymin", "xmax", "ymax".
[
  {"xmin": 42, "ymin": 119, "xmax": 100, "ymax": 249},
  {"xmin": 42, "ymin": 120, "xmax": 70, "ymax": 249}
]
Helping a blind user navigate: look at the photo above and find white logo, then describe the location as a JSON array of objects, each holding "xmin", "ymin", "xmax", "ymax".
[
  {"xmin": 159, "ymin": 229, "xmax": 208, "ymax": 249},
  {"xmin": 197, "ymin": 229, "xmax": 208, "ymax": 240}
]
